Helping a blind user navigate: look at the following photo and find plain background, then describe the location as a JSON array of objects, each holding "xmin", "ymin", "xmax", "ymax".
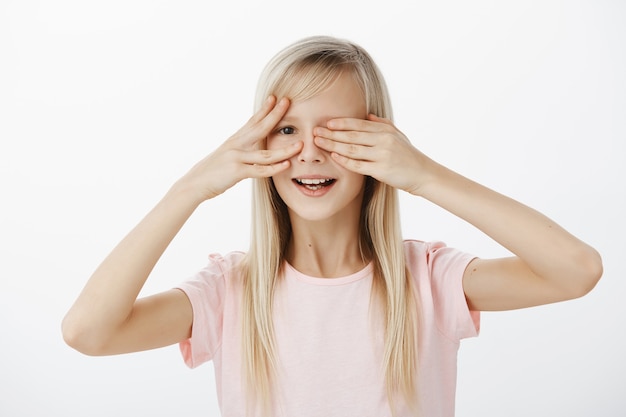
[{"xmin": 1, "ymin": 0, "xmax": 625, "ymax": 416}]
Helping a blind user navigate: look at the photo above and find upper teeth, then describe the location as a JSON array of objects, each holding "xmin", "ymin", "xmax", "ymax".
[{"xmin": 297, "ymin": 178, "xmax": 332, "ymax": 185}]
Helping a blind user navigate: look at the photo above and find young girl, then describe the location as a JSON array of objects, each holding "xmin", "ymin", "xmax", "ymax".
[{"xmin": 62, "ymin": 36, "xmax": 602, "ymax": 417}]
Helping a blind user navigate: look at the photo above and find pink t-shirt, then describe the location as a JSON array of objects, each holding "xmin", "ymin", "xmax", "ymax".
[{"xmin": 177, "ymin": 240, "xmax": 479, "ymax": 417}]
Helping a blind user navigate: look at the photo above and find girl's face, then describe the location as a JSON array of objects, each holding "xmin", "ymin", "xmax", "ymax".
[{"xmin": 267, "ymin": 72, "xmax": 367, "ymax": 224}]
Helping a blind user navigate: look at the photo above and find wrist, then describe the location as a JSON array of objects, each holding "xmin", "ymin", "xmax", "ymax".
[
  {"xmin": 406, "ymin": 155, "xmax": 446, "ymax": 198},
  {"xmin": 166, "ymin": 177, "xmax": 207, "ymax": 208}
]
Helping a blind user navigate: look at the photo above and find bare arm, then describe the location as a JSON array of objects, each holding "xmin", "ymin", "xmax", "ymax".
[
  {"xmin": 62, "ymin": 96, "xmax": 302, "ymax": 355},
  {"xmin": 61, "ymin": 187, "xmax": 199, "ymax": 355},
  {"xmin": 419, "ymin": 161, "xmax": 602, "ymax": 311},
  {"xmin": 314, "ymin": 115, "xmax": 603, "ymax": 311}
]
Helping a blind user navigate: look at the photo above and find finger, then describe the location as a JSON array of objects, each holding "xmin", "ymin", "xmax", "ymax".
[
  {"xmin": 326, "ymin": 116, "xmax": 391, "ymax": 133},
  {"xmin": 255, "ymin": 97, "xmax": 291, "ymax": 136},
  {"xmin": 314, "ymin": 136, "xmax": 377, "ymax": 161},
  {"xmin": 248, "ymin": 95, "xmax": 277, "ymax": 124},
  {"xmin": 234, "ymin": 97, "xmax": 290, "ymax": 149},
  {"xmin": 245, "ymin": 159, "xmax": 292, "ymax": 179},
  {"xmin": 367, "ymin": 113, "xmax": 394, "ymax": 125},
  {"xmin": 324, "ymin": 116, "xmax": 412, "ymax": 148},
  {"xmin": 330, "ymin": 152, "xmax": 375, "ymax": 176},
  {"xmin": 314, "ymin": 127, "xmax": 378, "ymax": 147},
  {"xmin": 241, "ymin": 141, "xmax": 303, "ymax": 165}
]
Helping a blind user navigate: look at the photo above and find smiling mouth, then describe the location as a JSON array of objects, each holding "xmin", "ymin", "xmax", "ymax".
[{"xmin": 293, "ymin": 178, "xmax": 336, "ymax": 191}]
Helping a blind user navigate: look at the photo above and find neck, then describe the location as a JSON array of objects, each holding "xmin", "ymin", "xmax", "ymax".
[{"xmin": 285, "ymin": 216, "xmax": 368, "ymax": 278}]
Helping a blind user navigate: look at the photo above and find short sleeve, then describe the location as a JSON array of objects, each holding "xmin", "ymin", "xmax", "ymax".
[
  {"xmin": 175, "ymin": 253, "xmax": 229, "ymax": 368},
  {"xmin": 405, "ymin": 240, "xmax": 480, "ymax": 342},
  {"xmin": 427, "ymin": 242, "xmax": 480, "ymax": 340}
]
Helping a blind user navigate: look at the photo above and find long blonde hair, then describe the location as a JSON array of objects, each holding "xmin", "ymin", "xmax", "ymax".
[{"xmin": 241, "ymin": 35, "xmax": 418, "ymax": 414}]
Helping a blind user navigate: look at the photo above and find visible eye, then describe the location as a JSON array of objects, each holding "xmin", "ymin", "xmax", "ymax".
[{"xmin": 277, "ymin": 126, "xmax": 295, "ymax": 135}]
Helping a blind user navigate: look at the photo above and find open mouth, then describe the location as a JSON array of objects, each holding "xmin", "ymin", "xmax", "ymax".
[{"xmin": 293, "ymin": 178, "xmax": 336, "ymax": 191}]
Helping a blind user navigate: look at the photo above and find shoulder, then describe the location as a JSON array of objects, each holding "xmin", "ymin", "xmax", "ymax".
[
  {"xmin": 403, "ymin": 239, "xmax": 455, "ymax": 266},
  {"xmin": 201, "ymin": 251, "xmax": 246, "ymax": 275},
  {"xmin": 403, "ymin": 239, "xmax": 446, "ymax": 254},
  {"xmin": 403, "ymin": 239, "xmax": 475, "ymax": 284},
  {"xmin": 179, "ymin": 251, "xmax": 246, "ymax": 293},
  {"xmin": 207, "ymin": 251, "xmax": 246, "ymax": 275}
]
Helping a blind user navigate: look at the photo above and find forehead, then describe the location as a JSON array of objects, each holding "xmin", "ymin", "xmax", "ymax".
[{"xmin": 283, "ymin": 72, "xmax": 367, "ymax": 121}]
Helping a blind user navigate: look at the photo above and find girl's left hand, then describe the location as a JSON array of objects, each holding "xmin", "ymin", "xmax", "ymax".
[{"xmin": 313, "ymin": 114, "xmax": 431, "ymax": 195}]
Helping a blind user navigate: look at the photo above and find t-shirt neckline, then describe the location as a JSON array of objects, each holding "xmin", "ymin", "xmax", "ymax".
[{"xmin": 283, "ymin": 261, "xmax": 373, "ymax": 286}]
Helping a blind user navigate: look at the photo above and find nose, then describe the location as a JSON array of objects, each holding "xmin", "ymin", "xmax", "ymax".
[{"xmin": 297, "ymin": 129, "xmax": 326, "ymax": 163}]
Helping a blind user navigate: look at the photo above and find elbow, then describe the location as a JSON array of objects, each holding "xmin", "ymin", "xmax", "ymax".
[
  {"xmin": 61, "ymin": 314, "xmax": 90, "ymax": 354},
  {"xmin": 567, "ymin": 245, "xmax": 603, "ymax": 299},
  {"xmin": 61, "ymin": 314, "xmax": 107, "ymax": 356}
]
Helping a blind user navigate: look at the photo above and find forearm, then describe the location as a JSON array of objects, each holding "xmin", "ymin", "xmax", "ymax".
[
  {"xmin": 417, "ymin": 159, "xmax": 602, "ymax": 291},
  {"xmin": 62, "ymin": 181, "xmax": 200, "ymax": 343}
]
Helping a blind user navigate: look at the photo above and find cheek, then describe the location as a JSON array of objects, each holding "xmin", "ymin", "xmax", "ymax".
[
  {"xmin": 344, "ymin": 171, "xmax": 366, "ymax": 191},
  {"xmin": 270, "ymin": 174, "xmax": 292, "ymax": 201}
]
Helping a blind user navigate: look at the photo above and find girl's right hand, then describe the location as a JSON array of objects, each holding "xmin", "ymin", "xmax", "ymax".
[
  {"xmin": 63, "ymin": 96, "xmax": 301, "ymax": 357},
  {"xmin": 179, "ymin": 96, "xmax": 302, "ymax": 202}
]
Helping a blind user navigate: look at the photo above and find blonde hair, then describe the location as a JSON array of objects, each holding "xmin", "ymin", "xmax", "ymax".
[{"xmin": 241, "ymin": 35, "xmax": 418, "ymax": 414}]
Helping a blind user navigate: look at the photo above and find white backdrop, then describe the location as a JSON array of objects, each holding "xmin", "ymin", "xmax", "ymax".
[{"xmin": 1, "ymin": 1, "xmax": 625, "ymax": 416}]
